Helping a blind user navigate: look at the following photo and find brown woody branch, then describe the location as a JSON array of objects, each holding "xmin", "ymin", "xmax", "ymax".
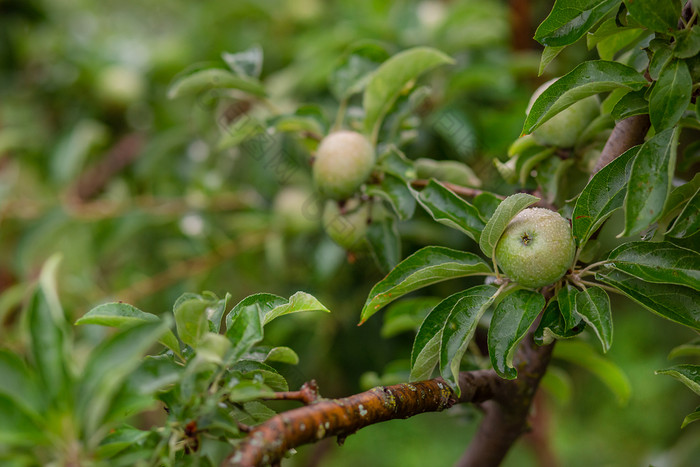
[
  {"xmin": 225, "ymin": 371, "xmax": 501, "ymax": 466},
  {"xmin": 591, "ymin": 113, "xmax": 650, "ymax": 176},
  {"xmin": 225, "ymin": 335, "xmax": 554, "ymax": 467}
]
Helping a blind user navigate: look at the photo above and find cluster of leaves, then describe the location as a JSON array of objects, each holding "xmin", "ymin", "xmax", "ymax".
[
  {"xmin": 0, "ymin": 256, "xmax": 328, "ymax": 466},
  {"xmin": 357, "ymin": 0, "xmax": 700, "ymax": 421}
]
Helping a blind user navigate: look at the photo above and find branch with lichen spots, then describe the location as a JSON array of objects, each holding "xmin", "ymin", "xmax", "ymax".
[{"xmin": 224, "ymin": 371, "xmax": 500, "ymax": 466}]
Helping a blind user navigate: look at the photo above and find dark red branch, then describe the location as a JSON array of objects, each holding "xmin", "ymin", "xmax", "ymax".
[
  {"xmin": 262, "ymin": 380, "xmax": 320, "ymax": 405},
  {"xmin": 224, "ymin": 371, "xmax": 501, "ymax": 466}
]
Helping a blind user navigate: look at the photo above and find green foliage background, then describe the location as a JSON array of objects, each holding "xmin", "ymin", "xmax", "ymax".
[{"xmin": 1, "ymin": 0, "xmax": 698, "ymax": 465}]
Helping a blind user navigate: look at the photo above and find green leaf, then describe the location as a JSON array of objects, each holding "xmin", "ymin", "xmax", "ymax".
[
  {"xmin": 364, "ymin": 47, "xmax": 453, "ymax": 141},
  {"xmin": 610, "ymin": 89, "xmax": 648, "ymax": 121},
  {"xmin": 534, "ymin": 299, "xmax": 586, "ymax": 346},
  {"xmin": 381, "ymin": 297, "xmax": 441, "ymax": 338},
  {"xmin": 77, "ymin": 320, "xmax": 170, "ymax": 435},
  {"xmin": 623, "ymin": 127, "xmax": 678, "ymax": 236},
  {"xmin": 222, "ymin": 45, "xmax": 263, "ymax": 78},
  {"xmin": 360, "ymin": 246, "xmax": 492, "ymax": 324},
  {"xmin": 487, "ymin": 289, "xmax": 545, "ymax": 379},
  {"xmin": 264, "ymin": 347, "xmax": 299, "ymax": 365},
  {"xmin": 656, "ymin": 364, "xmax": 700, "ymax": 396},
  {"xmin": 226, "ymin": 293, "xmax": 286, "ymax": 330},
  {"xmin": 557, "ymin": 283, "xmax": 580, "ymax": 330},
  {"xmin": 76, "ymin": 302, "xmax": 180, "ymax": 355},
  {"xmin": 668, "ymin": 338, "xmax": 700, "ymax": 359},
  {"xmin": 27, "ymin": 257, "xmax": 71, "ymax": 404},
  {"xmin": 473, "ymin": 192, "xmax": 503, "ymax": 221},
  {"xmin": 666, "ymin": 188, "xmax": 700, "ymax": 238},
  {"xmin": 0, "ymin": 394, "xmax": 44, "ymax": 445},
  {"xmin": 675, "ymin": 26, "xmax": 700, "ymax": 58},
  {"xmin": 649, "ymin": 60, "xmax": 692, "ymax": 132},
  {"xmin": 596, "ymin": 268, "xmax": 700, "ymax": 331},
  {"xmin": 648, "ymin": 39, "xmax": 673, "ymax": 80},
  {"xmin": 479, "ymin": 193, "xmax": 539, "ymax": 258},
  {"xmin": 681, "ymin": 406, "xmax": 700, "ymax": 429},
  {"xmin": 573, "ymin": 145, "xmax": 638, "ymax": 246},
  {"xmin": 608, "ymin": 241, "xmax": 700, "ymax": 290},
  {"xmin": 217, "ymin": 116, "xmax": 265, "ymax": 151},
  {"xmin": 167, "ymin": 68, "xmax": 265, "ymax": 99},
  {"xmin": 575, "ymin": 286, "xmax": 613, "ymax": 352},
  {"xmin": 523, "ymin": 60, "xmax": 646, "ymax": 134},
  {"xmin": 534, "ymin": 0, "xmax": 622, "ymax": 47},
  {"xmin": 539, "ymin": 46, "xmax": 565, "ymax": 75},
  {"xmin": 624, "ymin": 0, "xmax": 680, "ymax": 33},
  {"xmin": 554, "ymin": 340, "xmax": 630, "ymax": 404},
  {"xmin": 594, "ymin": 26, "xmax": 647, "ymax": 61},
  {"xmin": 367, "ymin": 173, "xmax": 416, "ymax": 220},
  {"xmin": 225, "ymin": 306, "xmax": 264, "ymax": 365},
  {"xmin": 376, "ymin": 145, "xmax": 416, "ymax": 180},
  {"xmin": 173, "ymin": 299, "xmax": 210, "ymax": 349},
  {"xmin": 414, "ymin": 158, "xmax": 481, "ymax": 188},
  {"xmin": 662, "ymin": 173, "xmax": 700, "ymax": 222},
  {"xmin": 262, "ymin": 292, "xmax": 329, "ymax": 325},
  {"xmin": 410, "ymin": 287, "xmax": 495, "ymax": 382},
  {"xmin": 0, "ymin": 350, "xmax": 42, "ymax": 417},
  {"xmin": 440, "ymin": 285, "xmax": 498, "ymax": 392},
  {"xmin": 411, "ymin": 180, "xmax": 487, "ymax": 241},
  {"xmin": 366, "ymin": 215, "xmax": 401, "ymax": 274},
  {"xmin": 330, "ymin": 41, "xmax": 390, "ymax": 100},
  {"xmin": 97, "ymin": 426, "xmax": 151, "ymax": 459}
]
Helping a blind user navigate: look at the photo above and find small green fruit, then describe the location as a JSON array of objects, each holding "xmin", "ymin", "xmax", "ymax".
[
  {"xmin": 495, "ymin": 207, "xmax": 575, "ymax": 288},
  {"xmin": 313, "ymin": 131, "xmax": 375, "ymax": 200},
  {"xmin": 528, "ymin": 79, "xmax": 600, "ymax": 148},
  {"xmin": 322, "ymin": 199, "xmax": 370, "ymax": 250},
  {"xmin": 273, "ymin": 186, "xmax": 319, "ymax": 234}
]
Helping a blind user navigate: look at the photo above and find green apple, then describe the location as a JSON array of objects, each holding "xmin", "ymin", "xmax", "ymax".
[
  {"xmin": 495, "ymin": 207, "xmax": 575, "ymax": 288},
  {"xmin": 272, "ymin": 186, "xmax": 319, "ymax": 234},
  {"xmin": 322, "ymin": 199, "xmax": 370, "ymax": 250},
  {"xmin": 313, "ymin": 131, "xmax": 375, "ymax": 200},
  {"xmin": 528, "ymin": 79, "xmax": 600, "ymax": 148}
]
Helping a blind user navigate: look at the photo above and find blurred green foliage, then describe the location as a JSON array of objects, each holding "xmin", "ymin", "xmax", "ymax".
[{"xmin": 1, "ymin": 0, "xmax": 698, "ymax": 465}]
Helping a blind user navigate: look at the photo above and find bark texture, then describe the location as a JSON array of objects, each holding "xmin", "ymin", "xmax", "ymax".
[
  {"xmin": 225, "ymin": 372, "xmax": 501, "ymax": 466},
  {"xmin": 591, "ymin": 114, "xmax": 650, "ymax": 175}
]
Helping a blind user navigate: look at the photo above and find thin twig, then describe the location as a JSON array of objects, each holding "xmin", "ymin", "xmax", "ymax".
[{"xmin": 410, "ymin": 179, "xmax": 505, "ymax": 199}]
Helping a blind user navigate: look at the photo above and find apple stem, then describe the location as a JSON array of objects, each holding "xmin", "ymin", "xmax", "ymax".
[{"xmin": 577, "ymin": 260, "xmax": 611, "ymax": 276}]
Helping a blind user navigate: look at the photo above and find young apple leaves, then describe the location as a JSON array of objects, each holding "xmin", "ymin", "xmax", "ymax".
[
  {"xmin": 534, "ymin": 300, "xmax": 586, "ymax": 346},
  {"xmin": 649, "ymin": 60, "xmax": 692, "ymax": 132},
  {"xmin": 167, "ymin": 68, "xmax": 266, "ymax": 99},
  {"xmin": 596, "ymin": 269, "xmax": 700, "ymax": 331},
  {"xmin": 77, "ymin": 320, "xmax": 171, "ymax": 435},
  {"xmin": 364, "ymin": 47, "xmax": 453, "ymax": 142},
  {"xmin": 572, "ymin": 145, "xmax": 638, "ymax": 247},
  {"xmin": 656, "ymin": 365, "xmax": 700, "ymax": 396},
  {"xmin": 411, "ymin": 180, "xmax": 486, "ymax": 241},
  {"xmin": 523, "ymin": 61, "xmax": 647, "ymax": 135},
  {"xmin": 575, "ymin": 286, "xmax": 613, "ymax": 353},
  {"xmin": 666, "ymin": 188, "xmax": 699, "ymax": 239},
  {"xmin": 608, "ymin": 242, "xmax": 700, "ymax": 290},
  {"xmin": 623, "ymin": 127, "xmax": 678, "ymax": 237},
  {"xmin": 366, "ymin": 173, "xmax": 416, "ymax": 220},
  {"xmin": 77, "ymin": 302, "xmax": 181, "ymax": 356},
  {"xmin": 557, "ymin": 283, "xmax": 580, "ymax": 330},
  {"xmin": 624, "ymin": 0, "xmax": 680, "ymax": 33},
  {"xmin": 360, "ymin": 246, "xmax": 491, "ymax": 324},
  {"xmin": 479, "ymin": 193, "xmax": 539, "ymax": 258},
  {"xmin": 410, "ymin": 285, "xmax": 496, "ymax": 382},
  {"xmin": 439, "ymin": 285, "xmax": 498, "ymax": 393},
  {"xmin": 225, "ymin": 292, "xmax": 329, "ymax": 329},
  {"xmin": 487, "ymin": 289, "xmax": 545, "ymax": 379},
  {"xmin": 534, "ymin": 0, "xmax": 622, "ymax": 48}
]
